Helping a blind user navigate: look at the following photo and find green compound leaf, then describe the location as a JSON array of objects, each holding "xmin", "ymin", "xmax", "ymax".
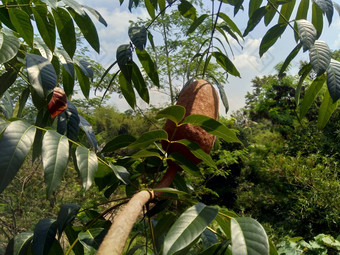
[
  {"xmin": 231, "ymin": 217, "xmax": 269, "ymax": 255},
  {"xmin": 128, "ymin": 26, "xmax": 147, "ymax": 51},
  {"xmin": 119, "ymin": 72, "xmax": 136, "ymax": 109},
  {"xmin": 78, "ymin": 228, "xmax": 107, "ymax": 253},
  {"xmin": 109, "ymin": 163, "xmax": 130, "ymax": 185},
  {"xmin": 314, "ymin": 0, "xmax": 334, "ymax": 25},
  {"xmin": 32, "ymin": 218, "xmax": 58, "ymax": 255},
  {"xmin": 312, "ymin": 2, "xmax": 323, "ymax": 38},
  {"xmin": 136, "ymin": 48, "xmax": 159, "ymax": 87},
  {"xmin": 187, "ymin": 14, "xmax": 209, "ymax": 35},
  {"xmin": 317, "ymin": 86, "xmax": 339, "ymax": 129},
  {"xmin": 56, "ymin": 203, "xmax": 81, "ymax": 238},
  {"xmin": 182, "ymin": 114, "xmax": 241, "ymax": 144},
  {"xmin": 129, "ymin": 129, "xmax": 168, "ymax": 149},
  {"xmin": 101, "ymin": 134, "xmax": 136, "ymax": 153},
  {"xmin": 42, "ymin": 130, "xmax": 69, "ymax": 197},
  {"xmin": 0, "ymin": 120, "xmax": 36, "ymax": 194},
  {"xmin": 163, "ymin": 203, "xmax": 218, "ymax": 255},
  {"xmin": 296, "ymin": 19, "xmax": 317, "ymax": 52},
  {"xmin": 156, "ymin": 105, "xmax": 186, "ymax": 125},
  {"xmin": 326, "ymin": 59, "xmax": 340, "ymax": 102},
  {"xmin": 212, "ymin": 51, "xmax": 240, "ymax": 77},
  {"xmin": 76, "ymin": 146, "xmax": 98, "ymax": 191},
  {"xmin": 8, "ymin": 8, "xmax": 33, "ymax": 47},
  {"xmin": 309, "ymin": 40, "xmax": 331, "ymax": 76},
  {"xmin": 0, "ymin": 30, "xmax": 20, "ymax": 64},
  {"xmin": 260, "ymin": 23, "xmax": 286, "ymax": 57}
]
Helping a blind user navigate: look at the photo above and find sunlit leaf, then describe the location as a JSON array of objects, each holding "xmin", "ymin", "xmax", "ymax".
[
  {"xmin": 41, "ymin": 0, "xmax": 58, "ymax": 9},
  {"xmin": 0, "ymin": 30, "xmax": 20, "ymax": 64},
  {"xmin": 309, "ymin": 40, "xmax": 331, "ymax": 76},
  {"xmin": 62, "ymin": 0, "xmax": 85, "ymax": 15},
  {"xmin": 218, "ymin": 12, "xmax": 242, "ymax": 37},
  {"xmin": 78, "ymin": 228, "xmax": 107, "ymax": 253},
  {"xmin": 168, "ymin": 152, "xmax": 201, "ymax": 177},
  {"xmin": 79, "ymin": 115, "xmax": 99, "ymax": 151},
  {"xmin": 212, "ymin": 51, "xmax": 240, "ymax": 77},
  {"xmin": 156, "ymin": 105, "xmax": 186, "ymax": 124},
  {"xmin": 35, "ymin": 37, "xmax": 53, "ymax": 62},
  {"xmin": 32, "ymin": 218, "xmax": 58, "ymax": 255},
  {"xmin": 42, "ymin": 130, "xmax": 69, "ymax": 197},
  {"xmin": 296, "ymin": 19, "xmax": 317, "ymax": 52},
  {"xmin": 109, "ymin": 163, "xmax": 130, "ymax": 184},
  {"xmin": 163, "ymin": 203, "xmax": 218, "ymax": 255},
  {"xmin": 295, "ymin": 64, "xmax": 313, "ymax": 106},
  {"xmin": 231, "ymin": 217, "xmax": 269, "ymax": 255},
  {"xmin": 55, "ymin": 49, "xmax": 74, "ymax": 77},
  {"xmin": 0, "ymin": 120, "xmax": 35, "ymax": 194},
  {"xmin": 259, "ymin": 23, "xmax": 286, "ymax": 57},
  {"xmin": 8, "ymin": 8, "xmax": 33, "ymax": 47},
  {"xmin": 10, "ymin": 231, "xmax": 34, "ymax": 255},
  {"xmin": 82, "ymin": 5, "xmax": 108, "ymax": 27},
  {"xmin": 145, "ymin": 0, "xmax": 156, "ymax": 19},
  {"xmin": 152, "ymin": 187, "xmax": 187, "ymax": 196},
  {"xmin": 76, "ymin": 146, "xmax": 98, "ymax": 190},
  {"xmin": 314, "ymin": 0, "xmax": 334, "ymax": 25},
  {"xmin": 182, "ymin": 115, "xmax": 241, "ymax": 143},
  {"xmin": 129, "ymin": 26, "xmax": 147, "ymax": 51},
  {"xmin": 129, "ymin": 129, "xmax": 168, "ymax": 149},
  {"xmin": 326, "ymin": 59, "xmax": 340, "ymax": 101},
  {"xmin": 317, "ymin": 88, "xmax": 338, "ymax": 129}
]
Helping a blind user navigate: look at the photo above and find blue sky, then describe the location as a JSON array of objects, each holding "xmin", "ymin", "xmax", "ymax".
[{"xmin": 77, "ymin": 0, "xmax": 340, "ymax": 116}]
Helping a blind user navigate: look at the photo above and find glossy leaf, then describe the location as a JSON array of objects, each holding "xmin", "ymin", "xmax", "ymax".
[
  {"xmin": 163, "ymin": 203, "xmax": 218, "ymax": 255},
  {"xmin": 41, "ymin": 0, "xmax": 58, "ymax": 9},
  {"xmin": 42, "ymin": 130, "xmax": 69, "ymax": 197},
  {"xmin": 56, "ymin": 203, "xmax": 81, "ymax": 238},
  {"xmin": 201, "ymin": 229, "xmax": 218, "ymax": 248},
  {"xmin": 52, "ymin": 7, "xmax": 76, "ymax": 58},
  {"xmin": 218, "ymin": 12, "xmax": 242, "ymax": 37},
  {"xmin": 187, "ymin": 14, "xmax": 209, "ymax": 35},
  {"xmin": 10, "ymin": 231, "xmax": 34, "ymax": 255},
  {"xmin": 243, "ymin": 7, "xmax": 267, "ymax": 37},
  {"xmin": 260, "ymin": 23, "xmax": 286, "ymax": 57},
  {"xmin": 279, "ymin": 43, "xmax": 302, "ymax": 76},
  {"xmin": 62, "ymin": 0, "xmax": 85, "ymax": 16},
  {"xmin": 131, "ymin": 61, "xmax": 149, "ymax": 103},
  {"xmin": 102, "ymin": 134, "xmax": 136, "ymax": 153},
  {"xmin": 212, "ymin": 51, "xmax": 240, "ymax": 77},
  {"xmin": 317, "ymin": 89, "xmax": 338, "ymax": 129},
  {"xmin": 109, "ymin": 163, "xmax": 130, "ymax": 184},
  {"xmin": 82, "ymin": 5, "xmax": 108, "ymax": 27},
  {"xmin": 129, "ymin": 26, "xmax": 147, "ymax": 51},
  {"xmin": 119, "ymin": 72, "xmax": 136, "ymax": 108},
  {"xmin": 79, "ymin": 115, "xmax": 99, "ymax": 151},
  {"xmin": 8, "ymin": 8, "xmax": 33, "ymax": 47},
  {"xmin": 0, "ymin": 66, "xmax": 18, "ymax": 97},
  {"xmin": 13, "ymin": 87, "xmax": 30, "ymax": 118},
  {"xmin": 68, "ymin": 8, "xmax": 100, "ymax": 53},
  {"xmin": 32, "ymin": 218, "xmax": 58, "ymax": 255},
  {"xmin": 295, "ymin": 64, "xmax": 313, "ymax": 106},
  {"xmin": 32, "ymin": 6, "xmax": 56, "ymax": 51},
  {"xmin": 309, "ymin": 40, "xmax": 331, "ymax": 76},
  {"xmin": 175, "ymin": 139, "xmax": 217, "ymax": 170},
  {"xmin": 78, "ymin": 228, "xmax": 107, "ymax": 253},
  {"xmin": 299, "ymin": 74, "xmax": 326, "ymax": 118},
  {"xmin": 296, "ymin": 19, "xmax": 317, "ymax": 52},
  {"xmin": 0, "ymin": 91, "xmax": 13, "ymax": 118},
  {"xmin": 152, "ymin": 187, "xmax": 187, "ymax": 196},
  {"xmin": 264, "ymin": 1, "xmax": 278, "ymax": 26},
  {"xmin": 136, "ymin": 48, "xmax": 159, "ymax": 87},
  {"xmin": 278, "ymin": 0, "xmax": 296, "ymax": 24},
  {"xmin": 326, "ymin": 59, "xmax": 340, "ymax": 101},
  {"xmin": 178, "ymin": 0, "xmax": 196, "ymax": 20},
  {"xmin": 182, "ymin": 114, "xmax": 241, "ymax": 143},
  {"xmin": 62, "ymin": 66, "xmax": 75, "ymax": 97},
  {"xmin": 129, "ymin": 129, "xmax": 168, "ymax": 149},
  {"xmin": 312, "ymin": 2, "xmax": 324, "ymax": 38},
  {"xmin": 294, "ymin": 0, "xmax": 310, "ymax": 41},
  {"xmin": 0, "ymin": 30, "xmax": 20, "ymax": 64},
  {"xmin": 75, "ymin": 63, "xmax": 90, "ymax": 99},
  {"xmin": 314, "ymin": 0, "xmax": 334, "ymax": 25},
  {"xmin": 156, "ymin": 105, "xmax": 186, "ymax": 124},
  {"xmin": 0, "ymin": 120, "xmax": 35, "ymax": 194},
  {"xmin": 75, "ymin": 59, "xmax": 93, "ymax": 78},
  {"xmin": 249, "ymin": 0, "xmax": 263, "ymax": 17},
  {"xmin": 231, "ymin": 217, "xmax": 269, "ymax": 255},
  {"xmin": 26, "ymin": 53, "xmax": 57, "ymax": 99},
  {"xmin": 55, "ymin": 49, "xmax": 74, "ymax": 77},
  {"xmin": 35, "ymin": 37, "xmax": 53, "ymax": 62},
  {"xmin": 57, "ymin": 102, "xmax": 80, "ymax": 141},
  {"xmin": 76, "ymin": 146, "xmax": 98, "ymax": 190},
  {"xmin": 117, "ymin": 44, "xmax": 133, "ymax": 83}
]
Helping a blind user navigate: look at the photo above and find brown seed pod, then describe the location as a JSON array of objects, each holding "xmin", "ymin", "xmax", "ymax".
[
  {"xmin": 47, "ymin": 87, "xmax": 67, "ymax": 118},
  {"xmin": 162, "ymin": 79, "xmax": 219, "ymax": 169}
]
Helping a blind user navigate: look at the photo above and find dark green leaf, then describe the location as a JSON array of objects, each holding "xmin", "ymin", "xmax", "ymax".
[
  {"xmin": 32, "ymin": 6, "xmax": 56, "ymax": 51},
  {"xmin": 156, "ymin": 105, "xmax": 186, "ymax": 124},
  {"xmin": 42, "ymin": 130, "xmax": 69, "ymax": 197},
  {"xmin": 299, "ymin": 74, "xmax": 326, "ymax": 118},
  {"xmin": 249, "ymin": 0, "xmax": 263, "ymax": 17},
  {"xmin": 78, "ymin": 228, "xmax": 107, "ymax": 253},
  {"xmin": 231, "ymin": 217, "xmax": 269, "ymax": 255},
  {"xmin": 326, "ymin": 59, "xmax": 340, "ymax": 101},
  {"xmin": 296, "ymin": 19, "xmax": 317, "ymax": 52},
  {"xmin": 201, "ymin": 229, "xmax": 218, "ymax": 248},
  {"xmin": 309, "ymin": 40, "xmax": 331, "ymax": 76},
  {"xmin": 0, "ymin": 8, "xmax": 17, "ymax": 31},
  {"xmin": 65, "ymin": 226, "xmax": 84, "ymax": 255},
  {"xmin": 32, "ymin": 218, "xmax": 58, "ymax": 255},
  {"xmin": 74, "ymin": 63, "xmax": 90, "ymax": 99},
  {"xmin": 11, "ymin": 232, "xmax": 34, "ymax": 255},
  {"xmin": 13, "ymin": 87, "xmax": 30, "ymax": 118},
  {"xmin": 264, "ymin": 2, "xmax": 278, "ymax": 26},
  {"xmin": 168, "ymin": 152, "xmax": 201, "ymax": 177},
  {"xmin": 312, "ymin": 2, "xmax": 324, "ymax": 38},
  {"xmin": 259, "ymin": 23, "xmax": 286, "ymax": 57},
  {"xmin": 295, "ymin": 64, "xmax": 313, "ymax": 106},
  {"xmin": 278, "ymin": 0, "xmax": 296, "ymax": 24},
  {"xmin": 56, "ymin": 203, "xmax": 81, "ymax": 238},
  {"xmin": 8, "ymin": 8, "xmax": 33, "ymax": 47},
  {"xmin": 62, "ymin": 66, "xmax": 75, "ymax": 97},
  {"xmin": 294, "ymin": 0, "xmax": 310, "ymax": 41},
  {"xmin": 0, "ymin": 120, "xmax": 35, "ymax": 194},
  {"xmin": 119, "ymin": 72, "xmax": 136, "ymax": 109},
  {"xmin": 279, "ymin": 43, "xmax": 302, "ymax": 76},
  {"xmin": 314, "ymin": 0, "xmax": 333, "ymax": 25},
  {"xmin": 57, "ymin": 102, "xmax": 80, "ymax": 141},
  {"xmin": 55, "ymin": 49, "xmax": 74, "ymax": 77},
  {"xmin": 26, "ymin": 53, "xmax": 57, "ymax": 99},
  {"xmin": 0, "ymin": 30, "xmax": 20, "ymax": 64},
  {"xmin": 212, "ymin": 51, "xmax": 240, "ymax": 77},
  {"xmin": 52, "ymin": 7, "xmax": 76, "ymax": 58},
  {"xmin": 75, "ymin": 59, "xmax": 93, "ymax": 78},
  {"xmin": 136, "ymin": 48, "xmax": 159, "ymax": 87},
  {"xmin": 178, "ymin": 0, "xmax": 196, "ymax": 20},
  {"xmin": 79, "ymin": 115, "xmax": 99, "ymax": 151},
  {"xmin": 0, "ymin": 91, "xmax": 13, "ymax": 118},
  {"xmin": 145, "ymin": 0, "xmax": 156, "ymax": 19},
  {"xmin": 82, "ymin": 5, "xmax": 108, "ymax": 27},
  {"xmin": 163, "ymin": 203, "xmax": 218, "ymax": 255},
  {"xmin": 131, "ymin": 149, "xmax": 162, "ymax": 158},
  {"xmin": 68, "ymin": 8, "xmax": 100, "ymax": 53},
  {"xmin": 182, "ymin": 114, "xmax": 241, "ymax": 143},
  {"xmin": 76, "ymin": 146, "xmax": 98, "ymax": 190},
  {"xmin": 218, "ymin": 13, "xmax": 242, "ymax": 37},
  {"xmin": 128, "ymin": 129, "xmax": 168, "ymax": 149},
  {"xmin": 187, "ymin": 14, "xmax": 209, "ymax": 35},
  {"xmin": 101, "ymin": 134, "xmax": 136, "ymax": 153},
  {"xmin": 243, "ymin": 6, "xmax": 267, "ymax": 37},
  {"xmin": 109, "ymin": 163, "xmax": 130, "ymax": 185},
  {"xmin": 117, "ymin": 44, "xmax": 133, "ymax": 83},
  {"xmin": 131, "ymin": 61, "xmax": 149, "ymax": 103},
  {"xmin": 317, "ymin": 88, "xmax": 338, "ymax": 129},
  {"xmin": 0, "ymin": 66, "xmax": 18, "ymax": 97},
  {"xmin": 129, "ymin": 26, "xmax": 147, "ymax": 51}
]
